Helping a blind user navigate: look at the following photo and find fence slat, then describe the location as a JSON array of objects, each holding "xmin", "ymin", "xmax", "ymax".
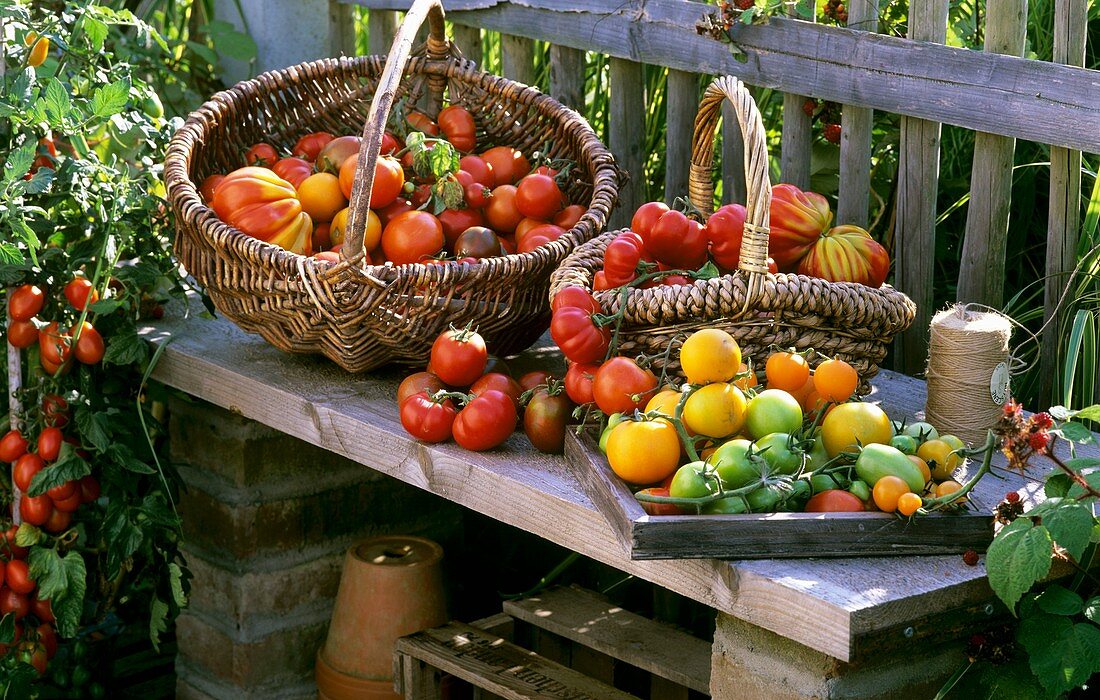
[
  {"xmin": 609, "ymin": 58, "xmax": 646, "ymax": 229},
  {"xmin": 665, "ymin": 69, "xmax": 696, "ymax": 205},
  {"xmin": 836, "ymin": 0, "xmax": 878, "ymax": 227},
  {"xmin": 779, "ymin": 5, "xmax": 813, "ymax": 189},
  {"xmin": 550, "ymin": 45, "xmax": 586, "ymax": 110},
  {"xmin": 894, "ymin": 0, "xmax": 948, "ymax": 374},
  {"xmin": 1041, "ymin": 0, "xmax": 1089, "ymax": 403},
  {"xmin": 956, "ymin": 0, "xmax": 1029, "ymax": 307},
  {"xmin": 501, "ymin": 33, "xmax": 536, "ymax": 86},
  {"xmin": 367, "ymin": 8, "xmax": 397, "ymax": 54},
  {"xmin": 452, "ymin": 23, "xmax": 482, "ymax": 66},
  {"xmin": 722, "ymin": 101, "xmax": 747, "ymax": 205}
]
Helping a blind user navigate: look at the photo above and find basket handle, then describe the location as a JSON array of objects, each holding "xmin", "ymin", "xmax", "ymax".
[
  {"xmin": 687, "ymin": 77, "xmax": 772, "ymax": 288},
  {"xmin": 342, "ymin": 0, "xmax": 450, "ymax": 264}
]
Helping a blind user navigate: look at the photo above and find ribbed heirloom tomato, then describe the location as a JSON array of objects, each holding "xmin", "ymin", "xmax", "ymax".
[
  {"xmin": 211, "ymin": 167, "xmax": 312, "ymax": 254},
  {"xmin": 592, "ymin": 358, "xmax": 657, "ymax": 415},
  {"xmin": 551, "ymin": 286, "xmax": 601, "ymax": 314},
  {"xmin": 768, "ymin": 183, "xmax": 833, "ymax": 268},
  {"xmin": 400, "ymin": 392, "xmax": 457, "ymax": 443},
  {"xmin": 550, "ymin": 307, "xmax": 610, "ymax": 364},
  {"xmin": 602, "ymin": 232, "xmax": 644, "ymax": 286}
]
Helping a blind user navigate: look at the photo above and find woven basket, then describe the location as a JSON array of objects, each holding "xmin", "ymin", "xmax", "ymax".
[
  {"xmin": 549, "ymin": 76, "xmax": 916, "ymax": 385},
  {"xmin": 165, "ymin": 0, "xmax": 618, "ymax": 372}
]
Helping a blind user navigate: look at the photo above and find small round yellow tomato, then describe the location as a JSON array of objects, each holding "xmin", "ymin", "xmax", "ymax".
[
  {"xmin": 897, "ymin": 492, "xmax": 923, "ymax": 516},
  {"xmin": 682, "ymin": 383, "xmax": 747, "ymax": 439},
  {"xmin": 907, "ymin": 454, "xmax": 932, "ymax": 485},
  {"xmin": 872, "ymin": 475, "xmax": 910, "ymax": 512},
  {"xmin": 330, "ymin": 207, "xmax": 381, "ymax": 251},
  {"xmin": 606, "ymin": 419, "xmax": 682, "ymax": 485},
  {"xmin": 679, "ymin": 329, "xmax": 741, "ymax": 385},
  {"xmin": 918, "ymin": 439, "xmax": 962, "ymax": 481},
  {"xmin": 820, "ymin": 402, "xmax": 893, "ymax": 457},
  {"xmin": 644, "ymin": 389, "xmax": 683, "ymax": 419},
  {"xmin": 935, "ymin": 479, "xmax": 964, "ymax": 499},
  {"xmin": 297, "ymin": 172, "xmax": 347, "ymax": 223}
]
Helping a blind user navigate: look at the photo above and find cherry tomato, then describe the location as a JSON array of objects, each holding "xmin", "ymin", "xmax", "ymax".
[
  {"xmin": 872, "ymin": 475, "xmax": 910, "ymax": 512},
  {"xmin": 437, "ymin": 105, "xmax": 477, "ymax": 152},
  {"xmin": 8, "ymin": 319, "xmax": 38, "ymax": 348},
  {"xmin": 765, "ymin": 351, "xmax": 810, "ymax": 392},
  {"xmin": 382, "ymin": 211, "xmax": 445, "ymax": 265},
  {"xmin": 524, "ymin": 383, "xmax": 575, "ymax": 454},
  {"xmin": 397, "ymin": 372, "xmax": 447, "ymax": 405},
  {"xmin": 72, "ymin": 322, "xmax": 105, "ymax": 365},
  {"xmin": 13, "ymin": 453, "xmax": 44, "ymax": 492},
  {"xmin": 19, "ymin": 494, "xmax": 53, "ymax": 527},
  {"xmin": 27, "ymin": 36, "xmax": 50, "ymax": 69},
  {"xmin": 550, "ymin": 307, "xmax": 610, "ymax": 364},
  {"xmin": 41, "ymin": 394, "xmax": 69, "ymax": 428},
  {"xmin": 637, "ymin": 487, "xmax": 683, "ymax": 516},
  {"xmin": 6, "ymin": 560, "xmax": 34, "ymax": 595},
  {"xmin": 292, "ymin": 131, "xmax": 335, "ymax": 161},
  {"xmin": 453, "ymin": 390, "xmax": 517, "ymax": 451},
  {"xmin": 245, "ymin": 142, "xmax": 279, "ymax": 167},
  {"xmin": 464, "ymin": 183, "xmax": 492, "ymax": 209},
  {"xmin": 430, "ymin": 327, "xmax": 488, "ymax": 387},
  {"xmin": 564, "ymin": 362, "xmax": 600, "ymax": 404},
  {"xmin": 469, "ymin": 373, "xmax": 523, "ymax": 410},
  {"xmin": 480, "ymin": 147, "xmax": 529, "ymax": 187},
  {"xmin": 78, "ymin": 475, "xmax": 100, "ymax": 503},
  {"xmin": 592, "ymin": 358, "xmax": 658, "ymax": 415},
  {"xmin": 0, "ymin": 589, "xmax": 29, "ymax": 620},
  {"xmin": 16, "ymin": 639, "xmax": 46, "ymax": 675},
  {"xmin": 917, "ymin": 439, "xmax": 963, "ymax": 481},
  {"xmin": 744, "ymin": 389, "xmax": 803, "ymax": 439},
  {"xmin": 897, "ymin": 492, "xmax": 923, "ymax": 516},
  {"xmin": 804, "ymin": 489, "xmax": 864, "ymax": 512},
  {"xmin": 682, "ymin": 383, "xmax": 747, "ymax": 438},
  {"xmin": 63, "ymin": 277, "xmax": 99, "ymax": 311},
  {"xmin": 8, "ymin": 285, "xmax": 45, "ymax": 322},
  {"xmin": 0, "ymin": 431, "xmax": 28, "ymax": 462},
  {"xmin": 515, "ymin": 174, "xmax": 564, "ymax": 220},
  {"xmin": 518, "ymin": 371, "xmax": 552, "ymax": 392}
]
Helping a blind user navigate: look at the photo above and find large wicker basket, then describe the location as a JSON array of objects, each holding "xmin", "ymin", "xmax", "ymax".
[
  {"xmin": 549, "ymin": 76, "xmax": 916, "ymax": 385},
  {"xmin": 165, "ymin": 0, "xmax": 618, "ymax": 372}
]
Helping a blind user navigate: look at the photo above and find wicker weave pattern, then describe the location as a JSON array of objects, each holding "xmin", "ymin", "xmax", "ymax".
[
  {"xmin": 549, "ymin": 77, "xmax": 915, "ymax": 385},
  {"xmin": 165, "ymin": 1, "xmax": 618, "ymax": 373}
]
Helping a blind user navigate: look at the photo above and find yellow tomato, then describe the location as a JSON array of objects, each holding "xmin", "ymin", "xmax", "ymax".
[
  {"xmin": 606, "ymin": 420, "xmax": 682, "ymax": 485},
  {"xmin": 918, "ymin": 439, "xmax": 962, "ymax": 481},
  {"xmin": 897, "ymin": 492, "xmax": 923, "ymax": 516},
  {"xmin": 872, "ymin": 475, "xmax": 910, "ymax": 512},
  {"xmin": 820, "ymin": 402, "xmax": 893, "ymax": 457},
  {"xmin": 330, "ymin": 207, "xmax": 381, "ymax": 251},
  {"xmin": 935, "ymin": 480, "xmax": 964, "ymax": 500},
  {"xmin": 682, "ymin": 383, "xmax": 747, "ymax": 439},
  {"xmin": 297, "ymin": 172, "xmax": 347, "ymax": 223},
  {"xmin": 645, "ymin": 389, "xmax": 683, "ymax": 419},
  {"xmin": 679, "ymin": 329, "xmax": 741, "ymax": 385}
]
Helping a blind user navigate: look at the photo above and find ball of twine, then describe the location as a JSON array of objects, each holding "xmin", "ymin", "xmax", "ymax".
[{"xmin": 925, "ymin": 304, "xmax": 1013, "ymax": 446}]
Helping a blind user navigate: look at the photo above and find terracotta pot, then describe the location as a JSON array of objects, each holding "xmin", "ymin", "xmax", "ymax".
[
  {"xmin": 316, "ymin": 650, "xmax": 402, "ymax": 700},
  {"xmin": 320, "ymin": 536, "xmax": 447, "ymax": 681}
]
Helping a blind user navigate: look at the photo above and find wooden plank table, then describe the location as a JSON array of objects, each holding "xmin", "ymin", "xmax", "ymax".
[{"xmin": 140, "ymin": 302, "xmax": 1084, "ymax": 665}]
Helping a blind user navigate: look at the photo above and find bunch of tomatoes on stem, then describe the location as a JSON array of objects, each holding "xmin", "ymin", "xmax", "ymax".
[{"xmin": 200, "ymin": 104, "xmax": 584, "ymax": 265}]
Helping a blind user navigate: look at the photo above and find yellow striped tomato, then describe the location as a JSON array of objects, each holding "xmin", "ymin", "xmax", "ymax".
[
  {"xmin": 211, "ymin": 167, "xmax": 313, "ymax": 255},
  {"xmin": 796, "ymin": 224, "xmax": 890, "ymax": 288}
]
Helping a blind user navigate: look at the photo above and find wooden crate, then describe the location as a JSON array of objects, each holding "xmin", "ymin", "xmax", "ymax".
[{"xmin": 565, "ymin": 432, "xmax": 994, "ymax": 560}]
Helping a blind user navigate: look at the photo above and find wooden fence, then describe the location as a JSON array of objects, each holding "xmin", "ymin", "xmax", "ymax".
[{"xmin": 327, "ymin": 0, "xmax": 1097, "ymax": 383}]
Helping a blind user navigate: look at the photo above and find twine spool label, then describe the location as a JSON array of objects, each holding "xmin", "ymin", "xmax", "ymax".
[{"xmin": 990, "ymin": 362, "xmax": 1010, "ymax": 405}]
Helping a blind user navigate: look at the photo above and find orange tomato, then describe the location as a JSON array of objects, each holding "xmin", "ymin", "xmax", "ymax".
[
  {"xmin": 907, "ymin": 455, "xmax": 932, "ymax": 485},
  {"xmin": 481, "ymin": 146, "xmax": 529, "ymax": 187},
  {"xmin": 28, "ymin": 37, "xmax": 49, "ymax": 67},
  {"xmin": 485, "ymin": 185, "xmax": 523, "ymax": 233},
  {"xmin": 330, "ymin": 207, "xmax": 382, "ymax": 251},
  {"xmin": 606, "ymin": 419, "xmax": 681, "ymax": 485},
  {"xmin": 211, "ymin": 167, "xmax": 313, "ymax": 254},
  {"xmin": 872, "ymin": 475, "xmax": 910, "ymax": 512},
  {"xmin": 765, "ymin": 351, "xmax": 810, "ymax": 392},
  {"xmin": 813, "ymin": 358, "xmax": 859, "ymax": 402},
  {"xmin": 896, "ymin": 492, "xmax": 923, "ymax": 516},
  {"xmin": 297, "ymin": 172, "xmax": 347, "ymax": 223},
  {"xmin": 199, "ymin": 174, "xmax": 225, "ymax": 202},
  {"xmin": 339, "ymin": 154, "xmax": 405, "ymax": 208}
]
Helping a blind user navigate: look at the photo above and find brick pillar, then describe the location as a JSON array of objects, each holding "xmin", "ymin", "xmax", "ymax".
[
  {"xmin": 709, "ymin": 614, "xmax": 964, "ymax": 699},
  {"xmin": 169, "ymin": 397, "xmax": 463, "ymax": 699}
]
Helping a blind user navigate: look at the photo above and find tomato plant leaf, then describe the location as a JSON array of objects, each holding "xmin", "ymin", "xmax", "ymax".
[
  {"xmin": 149, "ymin": 596, "xmax": 169, "ymax": 651},
  {"xmin": 28, "ymin": 443, "xmax": 90, "ymax": 496},
  {"xmin": 91, "ymin": 78, "xmax": 131, "ymax": 118},
  {"xmin": 80, "ymin": 15, "xmax": 109, "ymax": 52},
  {"xmin": 1036, "ymin": 584, "xmax": 1085, "ymax": 616},
  {"xmin": 103, "ymin": 325, "xmax": 148, "ymax": 366},
  {"xmin": 1018, "ymin": 613, "xmax": 1100, "ymax": 694},
  {"xmin": 1083, "ymin": 596, "xmax": 1100, "ymax": 624},
  {"xmin": 43, "ymin": 78, "xmax": 72, "ymax": 124},
  {"xmin": 0, "ymin": 613, "xmax": 14, "ymax": 645},
  {"xmin": 986, "ymin": 518, "xmax": 1053, "ymax": 612},
  {"xmin": 89, "ymin": 298, "xmax": 124, "ymax": 315},
  {"xmin": 1040, "ymin": 500, "xmax": 1094, "ymax": 561},
  {"xmin": 23, "ymin": 167, "xmax": 54, "ymax": 195},
  {"xmin": 0, "ymin": 242, "xmax": 24, "ymax": 266},
  {"xmin": 2, "ymin": 139, "xmax": 36, "ymax": 184},
  {"xmin": 107, "ymin": 443, "xmax": 156, "ymax": 474},
  {"xmin": 53, "ymin": 552, "xmax": 87, "ymax": 638},
  {"xmin": 15, "ymin": 523, "xmax": 41, "ymax": 548},
  {"xmin": 169, "ymin": 562, "xmax": 188, "ymax": 608},
  {"xmin": 104, "ymin": 504, "xmax": 143, "ymax": 578},
  {"xmin": 76, "ymin": 406, "xmax": 112, "ymax": 453}
]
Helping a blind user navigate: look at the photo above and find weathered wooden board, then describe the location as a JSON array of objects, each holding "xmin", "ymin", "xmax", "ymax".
[
  {"xmin": 664, "ymin": 69, "xmax": 695, "ymax": 204},
  {"xmin": 566, "ymin": 433, "xmax": 994, "ymax": 560},
  {"xmin": 451, "ymin": 23, "xmax": 483, "ymax": 66},
  {"xmin": 342, "ymin": 0, "xmax": 1100, "ymax": 152},
  {"xmin": 836, "ymin": 0, "xmax": 877, "ymax": 228},
  {"xmin": 609, "ymin": 58, "xmax": 645, "ymax": 230},
  {"xmin": 394, "ymin": 622, "xmax": 636, "ymax": 700},
  {"xmin": 779, "ymin": 4, "xmax": 812, "ymax": 190},
  {"xmin": 367, "ymin": 7, "xmax": 398, "ymax": 54},
  {"xmin": 500, "ymin": 33, "xmax": 535, "ymax": 86},
  {"xmin": 141, "ymin": 300, "xmax": 1098, "ymax": 663},
  {"xmin": 549, "ymin": 45, "xmax": 585, "ymax": 111},
  {"xmin": 504, "ymin": 585, "xmax": 711, "ymax": 694}
]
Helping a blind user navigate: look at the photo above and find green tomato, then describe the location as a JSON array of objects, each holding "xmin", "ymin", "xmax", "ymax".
[
  {"xmin": 804, "ymin": 437, "xmax": 831, "ymax": 472},
  {"xmin": 903, "ymin": 421, "xmax": 939, "ymax": 443},
  {"xmin": 811, "ymin": 471, "xmax": 851, "ymax": 494},
  {"xmin": 702, "ymin": 496, "xmax": 748, "ymax": 514},
  {"xmin": 599, "ymin": 412, "xmax": 625, "ymax": 453},
  {"xmin": 745, "ymin": 389, "xmax": 803, "ymax": 439},
  {"xmin": 710, "ymin": 438, "xmax": 765, "ymax": 490},
  {"xmin": 848, "ymin": 479, "xmax": 871, "ymax": 501},
  {"xmin": 753, "ymin": 433, "xmax": 803, "ymax": 475},
  {"xmin": 744, "ymin": 483, "xmax": 783, "ymax": 512},
  {"xmin": 890, "ymin": 434, "xmax": 918, "ymax": 455},
  {"xmin": 854, "ymin": 443, "xmax": 925, "ymax": 492},
  {"xmin": 142, "ymin": 91, "xmax": 164, "ymax": 119},
  {"xmin": 669, "ymin": 461, "xmax": 717, "ymax": 500},
  {"xmin": 783, "ymin": 479, "xmax": 812, "ymax": 510}
]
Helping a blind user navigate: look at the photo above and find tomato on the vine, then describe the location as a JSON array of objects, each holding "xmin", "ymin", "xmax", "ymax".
[
  {"xmin": 63, "ymin": 277, "xmax": 100, "ymax": 311},
  {"xmin": 2, "ymin": 527, "xmax": 27, "ymax": 560},
  {"xmin": 680, "ymin": 328, "xmax": 741, "ymax": 385},
  {"xmin": 637, "ymin": 487, "xmax": 683, "ymax": 516},
  {"xmin": 453, "ymin": 390, "xmax": 517, "ymax": 451},
  {"xmin": 647, "ymin": 211, "xmax": 707, "ymax": 270},
  {"xmin": 0, "ymin": 430, "xmax": 28, "ymax": 462},
  {"xmin": 6, "ymin": 560, "xmax": 34, "ymax": 595},
  {"xmin": 36, "ymin": 427, "xmax": 62, "ymax": 462},
  {"xmin": 42, "ymin": 394, "xmax": 69, "ymax": 428},
  {"xmin": 72, "ymin": 322, "xmax": 105, "ymax": 364},
  {"xmin": 52, "ymin": 491, "xmax": 82, "ymax": 513},
  {"xmin": 9, "ymin": 284, "xmax": 45, "ymax": 321},
  {"xmin": 78, "ymin": 475, "xmax": 100, "ymax": 503},
  {"xmin": 31, "ymin": 597, "xmax": 53, "ymax": 623},
  {"xmin": 20, "ymin": 494, "xmax": 53, "ymax": 526},
  {"xmin": 765, "ymin": 351, "xmax": 810, "ymax": 392},
  {"xmin": 564, "ymin": 362, "xmax": 599, "ymax": 405},
  {"xmin": 550, "ymin": 307, "xmax": 610, "ymax": 365},
  {"xmin": 13, "ymin": 453, "xmax": 44, "ymax": 492},
  {"xmin": 871, "ymin": 475, "xmax": 910, "ymax": 512},
  {"xmin": 592, "ymin": 358, "xmax": 658, "ymax": 415},
  {"xmin": 430, "ymin": 327, "xmax": 488, "ymax": 387},
  {"xmin": 804, "ymin": 489, "xmax": 864, "ymax": 512},
  {"xmin": 8, "ymin": 319, "xmax": 39, "ymax": 348},
  {"xmin": 0, "ymin": 589, "xmax": 29, "ymax": 620}
]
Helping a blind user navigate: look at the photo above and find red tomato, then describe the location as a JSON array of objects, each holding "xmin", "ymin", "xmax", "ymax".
[
  {"xmin": 19, "ymin": 494, "xmax": 53, "ymax": 527},
  {"xmin": 553, "ymin": 205, "xmax": 585, "ymax": 230},
  {"xmin": 71, "ymin": 322, "xmax": 104, "ymax": 365},
  {"xmin": 0, "ymin": 589, "xmax": 28, "ymax": 620},
  {"xmin": 42, "ymin": 508, "xmax": 71, "ymax": 534},
  {"xmin": 648, "ymin": 211, "xmax": 708, "ymax": 270},
  {"xmin": 36, "ymin": 428, "xmax": 62, "ymax": 462},
  {"xmin": 36, "ymin": 623, "xmax": 57, "ymax": 659},
  {"xmin": 430, "ymin": 327, "xmax": 488, "ymax": 387},
  {"xmin": 272, "ymin": 157, "xmax": 313, "ymax": 188},
  {"xmin": 38, "ymin": 323, "xmax": 71, "ymax": 367},
  {"xmin": 637, "ymin": 487, "xmax": 683, "ymax": 516},
  {"xmin": 211, "ymin": 167, "xmax": 312, "ymax": 254},
  {"xmin": 460, "ymin": 155, "xmax": 494, "ymax": 186},
  {"xmin": 31, "ymin": 597, "xmax": 53, "ymax": 623},
  {"xmin": 631, "ymin": 201, "xmax": 670, "ymax": 241},
  {"xmin": 381, "ymin": 211, "xmax": 445, "ymax": 265},
  {"xmin": 769, "ymin": 183, "xmax": 833, "ymax": 269},
  {"xmin": 453, "ymin": 390, "xmax": 517, "ymax": 451},
  {"xmin": 339, "ymin": 154, "xmax": 405, "ymax": 208},
  {"xmin": 377, "ymin": 198, "xmax": 414, "ymax": 228},
  {"xmin": 51, "ymin": 491, "xmax": 81, "ymax": 513},
  {"xmin": 245, "ymin": 142, "xmax": 279, "ymax": 167},
  {"xmin": 564, "ymin": 362, "xmax": 600, "ymax": 404},
  {"xmin": 438, "ymin": 208, "xmax": 485, "ymax": 248},
  {"xmin": 804, "ymin": 489, "xmax": 865, "ymax": 512},
  {"xmin": 524, "ymin": 385, "xmax": 575, "ymax": 453},
  {"xmin": 13, "ymin": 454, "xmax": 43, "ymax": 492},
  {"xmin": 464, "ymin": 183, "xmax": 492, "ymax": 209},
  {"xmin": 6, "ymin": 560, "xmax": 34, "ymax": 595},
  {"xmin": 518, "ymin": 370, "xmax": 552, "ymax": 392},
  {"xmin": 485, "ymin": 185, "xmax": 523, "ymax": 234},
  {"xmin": 438, "ymin": 105, "xmax": 477, "ymax": 152},
  {"xmin": 316, "ymin": 135, "xmax": 362, "ymax": 174},
  {"xmin": 603, "ymin": 232, "xmax": 644, "ymax": 286},
  {"xmin": 550, "ymin": 307, "xmax": 610, "ymax": 364},
  {"xmin": 2, "ymin": 527, "xmax": 27, "ymax": 560},
  {"xmin": 397, "ymin": 372, "xmax": 447, "ymax": 405},
  {"xmin": 41, "ymin": 394, "xmax": 68, "ymax": 428},
  {"xmin": 8, "ymin": 319, "xmax": 38, "ymax": 348},
  {"xmin": 518, "ymin": 224, "xmax": 564, "ymax": 252},
  {"xmin": 63, "ymin": 277, "xmax": 99, "ymax": 311},
  {"xmin": 16, "ymin": 640, "xmax": 46, "ymax": 675},
  {"xmin": 552, "ymin": 286, "xmax": 602, "ymax": 314},
  {"xmin": 706, "ymin": 204, "xmax": 747, "ymax": 272},
  {"xmin": 592, "ymin": 358, "xmax": 658, "ymax": 414},
  {"xmin": 662, "ymin": 274, "xmax": 692, "ymax": 286},
  {"xmin": 515, "ymin": 174, "xmax": 564, "ymax": 220},
  {"xmin": 78, "ymin": 475, "xmax": 100, "ymax": 503},
  {"xmin": 381, "ymin": 132, "xmax": 401, "ymax": 156},
  {"xmin": 406, "ymin": 110, "xmax": 440, "ymax": 136},
  {"xmin": 481, "ymin": 147, "xmax": 529, "ymax": 187},
  {"xmin": 470, "ymin": 373, "xmax": 524, "ymax": 410},
  {"xmin": 0, "ymin": 431, "xmax": 28, "ymax": 462},
  {"xmin": 8, "ymin": 285, "xmax": 45, "ymax": 322},
  {"xmin": 292, "ymin": 131, "xmax": 334, "ymax": 161},
  {"xmin": 199, "ymin": 174, "xmax": 225, "ymax": 201}
]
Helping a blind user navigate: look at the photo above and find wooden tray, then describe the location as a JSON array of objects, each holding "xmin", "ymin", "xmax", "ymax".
[{"xmin": 564, "ymin": 432, "xmax": 995, "ymax": 560}]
